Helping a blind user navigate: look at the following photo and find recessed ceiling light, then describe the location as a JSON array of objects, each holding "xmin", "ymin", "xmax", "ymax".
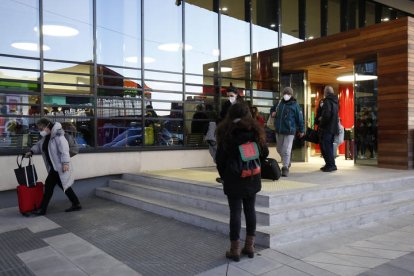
[
  {"xmin": 337, "ymin": 74, "xmax": 378, "ymax": 82},
  {"xmin": 34, "ymin": 25, "xmax": 79, "ymax": 37},
  {"xmin": 208, "ymin": 67, "xmax": 232, "ymax": 72},
  {"xmin": 11, "ymin": 42, "xmax": 50, "ymax": 51},
  {"xmin": 221, "ymin": 7, "xmax": 228, "ymax": 11},
  {"xmin": 272, "ymin": 62, "xmax": 279, "ymax": 68},
  {"xmin": 158, "ymin": 43, "xmax": 192, "ymax": 52},
  {"xmin": 270, "ymin": 24, "xmax": 276, "ymax": 28}
]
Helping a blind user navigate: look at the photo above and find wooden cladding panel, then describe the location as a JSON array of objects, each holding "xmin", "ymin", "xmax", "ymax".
[{"xmin": 282, "ymin": 17, "xmax": 414, "ymax": 169}]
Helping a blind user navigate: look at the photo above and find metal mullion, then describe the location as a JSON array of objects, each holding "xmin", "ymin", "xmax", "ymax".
[
  {"xmin": 93, "ymin": 0, "xmax": 98, "ymax": 149},
  {"xmin": 39, "ymin": 0, "xmax": 44, "ymax": 117},
  {"xmin": 141, "ymin": 0, "xmax": 145, "ymax": 147},
  {"xmin": 182, "ymin": 0, "xmax": 187, "ymax": 145}
]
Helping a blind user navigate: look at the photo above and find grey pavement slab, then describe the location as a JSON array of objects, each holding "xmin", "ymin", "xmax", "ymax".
[
  {"xmin": 234, "ymin": 255, "xmax": 284, "ymax": 275},
  {"xmin": 387, "ymin": 252, "xmax": 414, "ymax": 273},
  {"xmin": 260, "ymin": 265, "xmax": 311, "ymax": 276},
  {"xmin": 196, "ymin": 263, "xmax": 254, "ymax": 276},
  {"xmin": 17, "ymin": 246, "xmax": 88, "ymax": 276},
  {"xmin": 306, "ymin": 261, "xmax": 366, "ymax": 276}
]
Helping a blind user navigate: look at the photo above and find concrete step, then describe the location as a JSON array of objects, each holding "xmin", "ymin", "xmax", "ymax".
[
  {"xmin": 96, "ymin": 173, "xmax": 414, "ymax": 248},
  {"xmin": 261, "ymin": 198, "xmax": 414, "ymax": 247},
  {"xmin": 266, "ymin": 185, "xmax": 414, "ymax": 225},
  {"xmin": 121, "ymin": 173, "xmax": 270, "ymax": 207},
  {"xmin": 108, "ymin": 179, "xmax": 271, "ymax": 225},
  {"xmin": 268, "ymin": 176, "xmax": 414, "ymax": 207},
  {"xmin": 95, "ymin": 186, "xmax": 261, "ymax": 241}
]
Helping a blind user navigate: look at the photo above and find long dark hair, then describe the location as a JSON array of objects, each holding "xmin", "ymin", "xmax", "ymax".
[{"xmin": 216, "ymin": 102, "xmax": 266, "ymax": 147}]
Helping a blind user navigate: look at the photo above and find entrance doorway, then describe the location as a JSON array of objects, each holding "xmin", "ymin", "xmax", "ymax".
[{"xmin": 291, "ymin": 59, "xmax": 378, "ymax": 166}]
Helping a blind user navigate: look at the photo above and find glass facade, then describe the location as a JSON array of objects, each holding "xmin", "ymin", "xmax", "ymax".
[{"xmin": 0, "ymin": 0, "xmax": 410, "ymax": 155}]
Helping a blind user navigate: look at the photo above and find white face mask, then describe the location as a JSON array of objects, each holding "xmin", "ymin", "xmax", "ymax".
[
  {"xmin": 283, "ymin": 94, "xmax": 291, "ymax": 101},
  {"xmin": 40, "ymin": 130, "xmax": 48, "ymax": 137},
  {"xmin": 229, "ymin": 96, "xmax": 236, "ymax": 104}
]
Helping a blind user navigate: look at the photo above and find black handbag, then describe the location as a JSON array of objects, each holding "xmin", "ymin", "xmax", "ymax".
[
  {"xmin": 305, "ymin": 127, "xmax": 319, "ymax": 144},
  {"xmin": 261, "ymin": 158, "xmax": 281, "ymax": 181},
  {"xmin": 14, "ymin": 155, "xmax": 38, "ymax": 187}
]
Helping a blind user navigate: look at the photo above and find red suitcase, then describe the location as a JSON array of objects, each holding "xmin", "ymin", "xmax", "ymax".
[{"xmin": 17, "ymin": 182, "xmax": 44, "ymax": 216}]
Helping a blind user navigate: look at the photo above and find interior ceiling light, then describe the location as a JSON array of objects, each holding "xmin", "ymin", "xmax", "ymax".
[
  {"xmin": 208, "ymin": 67, "xmax": 232, "ymax": 72},
  {"xmin": 158, "ymin": 43, "xmax": 192, "ymax": 52},
  {"xmin": 125, "ymin": 56, "xmax": 155, "ymax": 64},
  {"xmin": 270, "ymin": 23, "xmax": 276, "ymax": 28},
  {"xmin": 34, "ymin": 25, "xmax": 79, "ymax": 37},
  {"xmin": 272, "ymin": 62, "xmax": 279, "ymax": 68},
  {"xmin": 245, "ymin": 56, "xmax": 251, "ymax": 62},
  {"xmin": 337, "ymin": 74, "xmax": 378, "ymax": 82},
  {"xmin": 11, "ymin": 42, "xmax": 50, "ymax": 51}
]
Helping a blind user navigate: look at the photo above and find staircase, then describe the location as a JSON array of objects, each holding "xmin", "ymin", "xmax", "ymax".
[{"xmin": 96, "ymin": 173, "xmax": 414, "ymax": 248}]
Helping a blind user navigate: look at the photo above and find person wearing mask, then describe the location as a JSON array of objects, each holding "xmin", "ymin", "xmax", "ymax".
[
  {"xmin": 219, "ymin": 84, "xmax": 242, "ymax": 122},
  {"xmin": 318, "ymin": 85, "xmax": 339, "ymax": 172},
  {"xmin": 25, "ymin": 118, "xmax": 81, "ymax": 215},
  {"xmin": 216, "ymin": 103, "xmax": 269, "ymax": 262},
  {"xmin": 270, "ymin": 87, "xmax": 304, "ymax": 177},
  {"xmin": 251, "ymin": 106, "xmax": 265, "ymax": 127}
]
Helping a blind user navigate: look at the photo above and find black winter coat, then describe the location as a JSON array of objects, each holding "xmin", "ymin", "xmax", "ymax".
[
  {"xmin": 319, "ymin": 94, "xmax": 339, "ymax": 135},
  {"xmin": 216, "ymin": 129, "xmax": 269, "ymax": 198}
]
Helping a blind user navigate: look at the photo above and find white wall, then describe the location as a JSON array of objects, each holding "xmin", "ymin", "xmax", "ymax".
[{"xmin": 0, "ymin": 149, "xmax": 215, "ymax": 191}]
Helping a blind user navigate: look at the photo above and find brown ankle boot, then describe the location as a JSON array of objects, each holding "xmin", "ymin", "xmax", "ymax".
[
  {"xmin": 241, "ymin": 235, "xmax": 255, "ymax": 258},
  {"xmin": 225, "ymin": 240, "xmax": 240, "ymax": 262}
]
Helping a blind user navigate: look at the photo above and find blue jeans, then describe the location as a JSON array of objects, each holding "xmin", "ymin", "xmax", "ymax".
[
  {"xmin": 227, "ymin": 195, "xmax": 256, "ymax": 241},
  {"xmin": 320, "ymin": 132, "xmax": 336, "ymax": 168}
]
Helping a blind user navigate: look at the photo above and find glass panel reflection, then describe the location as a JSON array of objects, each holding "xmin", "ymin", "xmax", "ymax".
[
  {"xmin": 144, "ymin": 0, "xmax": 182, "ymax": 72},
  {"xmin": 0, "ymin": 0, "xmax": 39, "ymax": 57},
  {"xmin": 43, "ymin": 0, "xmax": 93, "ymax": 62},
  {"xmin": 96, "ymin": 0, "xmax": 141, "ymax": 67}
]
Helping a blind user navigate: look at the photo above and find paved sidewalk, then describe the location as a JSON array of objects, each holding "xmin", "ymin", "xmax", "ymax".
[{"xmin": 1, "ymin": 195, "xmax": 414, "ymax": 276}]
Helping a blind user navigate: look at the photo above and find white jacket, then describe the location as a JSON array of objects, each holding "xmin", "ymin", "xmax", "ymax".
[{"xmin": 31, "ymin": 122, "xmax": 74, "ymax": 191}]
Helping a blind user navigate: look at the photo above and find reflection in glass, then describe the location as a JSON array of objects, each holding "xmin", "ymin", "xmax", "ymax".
[
  {"xmin": 185, "ymin": 1, "xmax": 218, "ymax": 77},
  {"xmin": 0, "ymin": 0, "xmax": 39, "ymax": 57},
  {"xmin": 354, "ymin": 61, "xmax": 377, "ymax": 165},
  {"xmin": 328, "ymin": 0, "xmax": 340, "ymax": 35},
  {"xmin": 144, "ymin": 0, "xmax": 182, "ymax": 72},
  {"xmin": 97, "ymin": 0, "xmax": 141, "ymax": 67},
  {"xmin": 43, "ymin": 0, "xmax": 93, "ymax": 62}
]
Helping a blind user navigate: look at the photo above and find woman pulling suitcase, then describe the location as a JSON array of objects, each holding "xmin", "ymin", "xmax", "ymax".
[{"xmin": 25, "ymin": 118, "xmax": 81, "ymax": 215}]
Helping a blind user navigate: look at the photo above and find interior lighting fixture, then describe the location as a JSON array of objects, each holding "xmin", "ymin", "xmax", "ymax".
[
  {"xmin": 270, "ymin": 23, "xmax": 276, "ymax": 28},
  {"xmin": 34, "ymin": 25, "xmax": 79, "ymax": 37},
  {"xmin": 336, "ymin": 73, "xmax": 378, "ymax": 82},
  {"xmin": 221, "ymin": 7, "xmax": 228, "ymax": 12},
  {"xmin": 208, "ymin": 67, "xmax": 232, "ymax": 72},
  {"xmin": 272, "ymin": 62, "xmax": 279, "ymax": 68},
  {"xmin": 245, "ymin": 56, "xmax": 251, "ymax": 62},
  {"xmin": 11, "ymin": 42, "xmax": 50, "ymax": 51},
  {"xmin": 158, "ymin": 43, "xmax": 192, "ymax": 52}
]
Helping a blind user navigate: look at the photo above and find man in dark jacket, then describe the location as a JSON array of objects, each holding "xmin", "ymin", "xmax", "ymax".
[{"xmin": 318, "ymin": 86, "xmax": 339, "ymax": 172}]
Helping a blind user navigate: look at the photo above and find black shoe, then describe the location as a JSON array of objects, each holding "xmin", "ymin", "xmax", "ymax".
[
  {"xmin": 65, "ymin": 204, "xmax": 82, "ymax": 212},
  {"xmin": 320, "ymin": 165, "xmax": 327, "ymax": 171},
  {"xmin": 281, "ymin": 167, "xmax": 289, "ymax": 177},
  {"xmin": 32, "ymin": 209, "xmax": 46, "ymax": 216},
  {"xmin": 216, "ymin": 177, "xmax": 223, "ymax": 184},
  {"xmin": 322, "ymin": 166, "xmax": 337, "ymax": 172}
]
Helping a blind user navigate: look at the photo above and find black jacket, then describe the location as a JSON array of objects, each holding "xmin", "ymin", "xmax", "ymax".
[
  {"xmin": 319, "ymin": 93, "xmax": 339, "ymax": 135},
  {"xmin": 216, "ymin": 129, "xmax": 269, "ymax": 197}
]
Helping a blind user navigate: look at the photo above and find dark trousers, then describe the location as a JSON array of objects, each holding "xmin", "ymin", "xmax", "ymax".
[
  {"xmin": 320, "ymin": 132, "xmax": 336, "ymax": 168},
  {"xmin": 40, "ymin": 170, "xmax": 80, "ymax": 212},
  {"xmin": 227, "ymin": 194, "xmax": 256, "ymax": 241}
]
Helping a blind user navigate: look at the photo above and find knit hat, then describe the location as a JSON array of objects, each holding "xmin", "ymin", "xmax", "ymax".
[{"xmin": 283, "ymin": 87, "xmax": 293, "ymax": 95}]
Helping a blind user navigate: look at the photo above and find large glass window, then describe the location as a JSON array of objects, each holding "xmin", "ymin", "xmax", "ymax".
[
  {"xmin": 0, "ymin": 0, "xmax": 40, "ymax": 58},
  {"xmin": 43, "ymin": 0, "xmax": 93, "ymax": 62},
  {"xmin": 328, "ymin": 0, "xmax": 340, "ymax": 35},
  {"xmin": 97, "ymin": 0, "xmax": 141, "ymax": 68},
  {"xmin": 306, "ymin": 0, "xmax": 321, "ymax": 40}
]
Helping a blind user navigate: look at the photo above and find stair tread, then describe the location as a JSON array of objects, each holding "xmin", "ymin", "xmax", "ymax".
[
  {"xmin": 97, "ymin": 186, "xmax": 233, "ymax": 224},
  {"xmin": 111, "ymin": 178, "xmax": 227, "ymax": 203},
  {"xmin": 262, "ymin": 185, "xmax": 414, "ymax": 213},
  {"xmin": 257, "ymin": 198, "xmax": 414, "ymax": 234}
]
